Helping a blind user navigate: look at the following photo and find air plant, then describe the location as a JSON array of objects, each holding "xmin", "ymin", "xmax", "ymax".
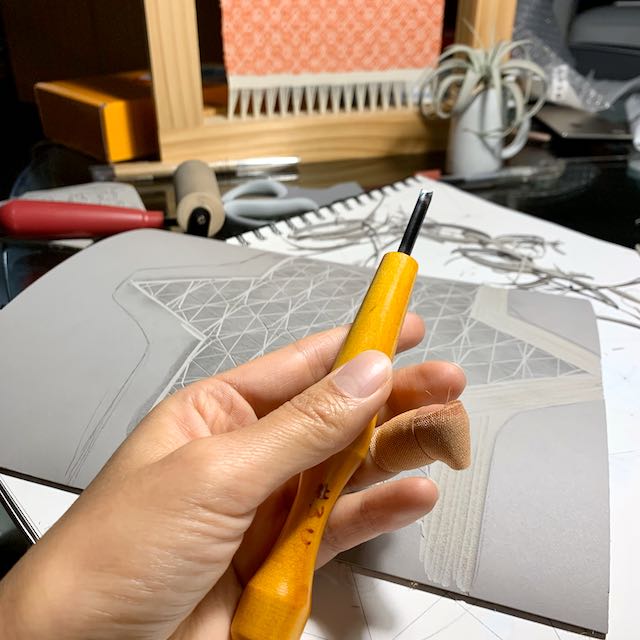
[{"xmin": 419, "ymin": 40, "xmax": 547, "ymax": 137}]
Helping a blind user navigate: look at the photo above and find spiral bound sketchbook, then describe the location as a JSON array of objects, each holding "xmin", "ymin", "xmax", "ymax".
[{"xmin": 0, "ymin": 177, "xmax": 612, "ymax": 636}]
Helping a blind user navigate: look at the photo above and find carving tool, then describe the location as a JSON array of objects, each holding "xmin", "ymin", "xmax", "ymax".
[
  {"xmin": 231, "ymin": 189, "xmax": 433, "ymax": 640},
  {"xmin": 0, "ymin": 199, "xmax": 163, "ymax": 238}
]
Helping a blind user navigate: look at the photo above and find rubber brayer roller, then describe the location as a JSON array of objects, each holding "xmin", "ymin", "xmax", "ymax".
[{"xmin": 174, "ymin": 159, "xmax": 226, "ymax": 237}]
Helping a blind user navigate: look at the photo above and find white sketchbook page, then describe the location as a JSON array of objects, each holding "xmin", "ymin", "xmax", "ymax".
[
  {"xmin": 0, "ymin": 474, "xmax": 78, "ymax": 541},
  {"xmin": 1, "ymin": 179, "xmax": 638, "ymax": 638},
  {"xmin": 230, "ymin": 175, "xmax": 640, "ymax": 326}
]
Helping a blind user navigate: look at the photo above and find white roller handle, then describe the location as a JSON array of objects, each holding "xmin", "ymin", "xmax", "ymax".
[{"xmin": 175, "ymin": 160, "xmax": 225, "ymax": 237}]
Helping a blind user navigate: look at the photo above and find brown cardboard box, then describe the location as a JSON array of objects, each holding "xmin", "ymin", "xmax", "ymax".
[
  {"xmin": 35, "ymin": 70, "xmax": 228, "ymax": 162},
  {"xmin": 35, "ymin": 71, "xmax": 159, "ymax": 162}
]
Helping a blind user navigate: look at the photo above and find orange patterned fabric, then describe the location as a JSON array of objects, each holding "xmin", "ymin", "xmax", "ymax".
[{"xmin": 220, "ymin": 0, "xmax": 444, "ymax": 76}]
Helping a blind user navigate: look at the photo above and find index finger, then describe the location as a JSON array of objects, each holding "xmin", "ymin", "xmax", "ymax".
[{"xmin": 214, "ymin": 312, "xmax": 425, "ymax": 418}]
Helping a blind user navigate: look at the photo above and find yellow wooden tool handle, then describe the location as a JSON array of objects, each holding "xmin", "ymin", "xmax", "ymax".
[{"xmin": 231, "ymin": 251, "xmax": 418, "ymax": 640}]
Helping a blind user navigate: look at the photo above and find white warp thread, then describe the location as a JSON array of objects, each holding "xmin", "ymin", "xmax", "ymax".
[{"xmin": 226, "ymin": 69, "xmax": 425, "ymax": 118}]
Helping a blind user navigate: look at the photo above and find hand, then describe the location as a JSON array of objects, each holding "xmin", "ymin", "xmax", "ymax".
[{"xmin": 0, "ymin": 314, "xmax": 465, "ymax": 640}]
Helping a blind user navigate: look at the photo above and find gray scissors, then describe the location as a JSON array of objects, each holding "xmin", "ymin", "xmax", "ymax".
[{"xmin": 223, "ymin": 179, "xmax": 318, "ymax": 228}]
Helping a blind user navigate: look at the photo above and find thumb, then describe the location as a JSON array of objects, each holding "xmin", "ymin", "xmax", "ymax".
[{"xmin": 220, "ymin": 350, "xmax": 392, "ymax": 506}]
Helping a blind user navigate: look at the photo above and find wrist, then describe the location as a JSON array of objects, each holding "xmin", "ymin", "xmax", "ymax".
[
  {"xmin": 0, "ymin": 547, "xmax": 67, "ymax": 640},
  {"xmin": 0, "ymin": 567, "xmax": 27, "ymax": 639}
]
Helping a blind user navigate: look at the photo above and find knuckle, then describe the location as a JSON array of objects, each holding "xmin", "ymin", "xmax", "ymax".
[
  {"xmin": 358, "ymin": 493, "xmax": 385, "ymax": 534},
  {"xmin": 285, "ymin": 390, "xmax": 352, "ymax": 446},
  {"xmin": 179, "ymin": 439, "xmax": 257, "ymax": 515},
  {"xmin": 291, "ymin": 337, "xmax": 333, "ymax": 383},
  {"xmin": 186, "ymin": 378, "xmax": 255, "ymax": 432},
  {"xmin": 321, "ymin": 520, "xmax": 347, "ymax": 556}
]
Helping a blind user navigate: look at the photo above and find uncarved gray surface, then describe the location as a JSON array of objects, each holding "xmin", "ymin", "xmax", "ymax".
[
  {"xmin": 0, "ymin": 231, "xmax": 270, "ymax": 487},
  {"xmin": 508, "ymin": 288, "xmax": 601, "ymax": 355},
  {"xmin": 471, "ymin": 401, "xmax": 609, "ymax": 633}
]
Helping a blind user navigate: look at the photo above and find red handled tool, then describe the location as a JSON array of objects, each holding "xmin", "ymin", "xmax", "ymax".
[{"xmin": 0, "ymin": 199, "xmax": 164, "ymax": 238}]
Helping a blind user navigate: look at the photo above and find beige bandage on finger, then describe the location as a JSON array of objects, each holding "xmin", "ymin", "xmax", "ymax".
[{"xmin": 369, "ymin": 400, "xmax": 471, "ymax": 472}]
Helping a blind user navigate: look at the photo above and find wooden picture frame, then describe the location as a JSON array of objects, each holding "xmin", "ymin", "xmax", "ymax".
[{"xmin": 142, "ymin": 0, "xmax": 516, "ymax": 164}]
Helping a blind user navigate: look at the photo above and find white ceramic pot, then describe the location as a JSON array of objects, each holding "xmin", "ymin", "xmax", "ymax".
[{"xmin": 446, "ymin": 87, "xmax": 530, "ymax": 177}]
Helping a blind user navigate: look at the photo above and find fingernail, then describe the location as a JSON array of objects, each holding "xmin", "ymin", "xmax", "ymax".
[{"xmin": 333, "ymin": 351, "xmax": 391, "ymax": 398}]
